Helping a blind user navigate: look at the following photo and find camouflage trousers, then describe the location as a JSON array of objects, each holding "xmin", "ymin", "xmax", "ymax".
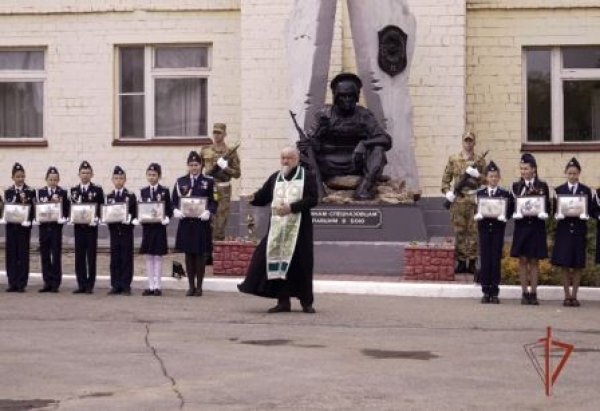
[
  {"xmin": 213, "ymin": 185, "xmax": 231, "ymax": 241},
  {"xmin": 450, "ymin": 200, "xmax": 478, "ymax": 261}
]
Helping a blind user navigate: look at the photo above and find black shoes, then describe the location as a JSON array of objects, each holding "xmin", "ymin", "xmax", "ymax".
[
  {"xmin": 302, "ymin": 305, "xmax": 316, "ymax": 314},
  {"xmin": 186, "ymin": 288, "xmax": 195, "ymax": 297},
  {"xmin": 121, "ymin": 289, "xmax": 131, "ymax": 296},
  {"xmin": 153, "ymin": 289, "xmax": 162, "ymax": 296},
  {"xmin": 107, "ymin": 288, "xmax": 120, "ymax": 295},
  {"xmin": 39, "ymin": 285, "xmax": 52, "ymax": 293},
  {"xmin": 5, "ymin": 287, "xmax": 17, "ymax": 293},
  {"xmin": 564, "ymin": 298, "xmax": 580, "ymax": 307},
  {"xmin": 529, "ymin": 293, "xmax": 539, "ymax": 305},
  {"xmin": 194, "ymin": 288, "xmax": 203, "ymax": 297},
  {"xmin": 72, "ymin": 288, "xmax": 86, "ymax": 294},
  {"xmin": 481, "ymin": 295, "xmax": 491, "ymax": 304},
  {"xmin": 85, "ymin": 289, "xmax": 93, "ymax": 295},
  {"xmin": 267, "ymin": 303, "xmax": 291, "ymax": 313},
  {"xmin": 142, "ymin": 289, "xmax": 154, "ymax": 296},
  {"xmin": 490, "ymin": 296, "xmax": 500, "ymax": 304}
]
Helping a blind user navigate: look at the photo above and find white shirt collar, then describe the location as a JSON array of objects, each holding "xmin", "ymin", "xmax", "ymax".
[{"xmin": 80, "ymin": 183, "xmax": 89, "ymax": 190}]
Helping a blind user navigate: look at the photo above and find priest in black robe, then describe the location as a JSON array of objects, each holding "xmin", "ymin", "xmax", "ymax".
[{"xmin": 238, "ymin": 146, "xmax": 319, "ymax": 313}]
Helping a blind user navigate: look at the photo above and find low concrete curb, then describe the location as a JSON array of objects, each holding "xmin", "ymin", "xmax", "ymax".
[{"xmin": 2, "ymin": 271, "xmax": 600, "ymax": 301}]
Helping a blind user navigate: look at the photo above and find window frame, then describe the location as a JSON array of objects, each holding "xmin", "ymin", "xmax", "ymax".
[
  {"xmin": 523, "ymin": 46, "xmax": 600, "ymax": 152},
  {"xmin": 0, "ymin": 47, "xmax": 47, "ymax": 146},
  {"xmin": 114, "ymin": 44, "xmax": 212, "ymax": 146}
]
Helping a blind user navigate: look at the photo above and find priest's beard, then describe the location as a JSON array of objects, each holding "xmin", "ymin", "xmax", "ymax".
[{"xmin": 280, "ymin": 165, "xmax": 292, "ymax": 175}]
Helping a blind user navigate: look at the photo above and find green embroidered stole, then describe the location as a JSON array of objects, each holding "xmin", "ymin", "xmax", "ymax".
[{"xmin": 266, "ymin": 166, "xmax": 305, "ymax": 280}]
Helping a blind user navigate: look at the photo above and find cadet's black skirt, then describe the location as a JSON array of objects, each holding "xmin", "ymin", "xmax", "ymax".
[
  {"xmin": 552, "ymin": 219, "xmax": 587, "ymax": 268},
  {"xmin": 175, "ymin": 219, "xmax": 210, "ymax": 255},
  {"xmin": 140, "ymin": 224, "xmax": 168, "ymax": 255},
  {"xmin": 510, "ymin": 217, "xmax": 548, "ymax": 259}
]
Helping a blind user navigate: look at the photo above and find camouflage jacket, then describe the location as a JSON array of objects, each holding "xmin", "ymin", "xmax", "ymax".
[
  {"xmin": 200, "ymin": 144, "xmax": 241, "ymax": 183},
  {"xmin": 441, "ymin": 152, "xmax": 487, "ymax": 202}
]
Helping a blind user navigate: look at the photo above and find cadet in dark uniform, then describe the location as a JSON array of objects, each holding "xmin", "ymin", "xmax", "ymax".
[
  {"xmin": 473, "ymin": 161, "xmax": 513, "ymax": 304},
  {"xmin": 510, "ymin": 153, "xmax": 550, "ymax": 305},
  {"xmin": 139, "ymin": 163, "xmax": 173, "ymax": 296},
  {"xmin": 35, "ymin": 166, "xmax": 69, "ymax": 293},
  {"xmin": 70, "ymin": 161, "xmax": 104, "ymax": 294},
  {"xmin": 2, "ymin": 163, "xmax": 35, "ymax": 292},
  {"xmin": 173, "ymin": 151, "xmax": 218, "ymax": 296},
  {"xmin": 551, "ymin": 157, "xmax": 591, "ymax": 307},
  {"xmin": 106, "ymin": 166, "xmax": 137, "ymax": 296}
]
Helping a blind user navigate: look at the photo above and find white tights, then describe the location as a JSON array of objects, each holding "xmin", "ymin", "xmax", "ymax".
[{"xmin": 145, "ymin": 255, "xmax": 162, "ymax": 290}]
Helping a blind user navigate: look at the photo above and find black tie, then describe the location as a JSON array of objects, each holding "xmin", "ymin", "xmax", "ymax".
[
  {"xmin": 49, "ymin": 189, "xmax": 53, "ymax": 198},
  {"xmin": 191, "ymin": 177, "xmax": 196, "ymax": 189},
  {"xmin": 150, "ymin": 187, "xmax": 155, "ymax": 200},
  {"xmin": 571, "ymin": 185, "xmax": 576, "ymax": 195},
  {"xmin": 82, "ymin": 186, "xmax": 86, "ymax": 196}
]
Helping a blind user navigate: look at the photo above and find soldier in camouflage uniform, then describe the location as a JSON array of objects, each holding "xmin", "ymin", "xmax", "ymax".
[
  {"xmin": 201, "ymin": 123, "xmax": 241, "ymax": 242},
  {"xmin": 441, "ymin": 132, "xmax": 486, "ymax": 274}
]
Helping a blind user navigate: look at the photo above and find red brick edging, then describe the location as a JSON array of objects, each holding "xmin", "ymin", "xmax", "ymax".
[
  {"xmin": 403, "ymin": 245, "xmax": 455, "ymax": 281},
  {"xmin": 213, "ymin": 240, "xmax": 257, "ymax": 276}
]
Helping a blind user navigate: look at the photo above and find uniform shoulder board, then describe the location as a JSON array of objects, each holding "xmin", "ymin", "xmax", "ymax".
[{"xmin": 204, "ymin": 175, "xmax": 214, "ymax": 180}]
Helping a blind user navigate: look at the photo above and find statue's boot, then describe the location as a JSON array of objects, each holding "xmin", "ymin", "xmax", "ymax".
[{"xmin": 353, "ymin": 178, "xmax": 376, "ymax": 200}]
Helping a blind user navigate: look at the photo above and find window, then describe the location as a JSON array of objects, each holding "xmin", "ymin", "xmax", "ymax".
[
  {"xmin": 117, "ymin": 45, "xmax": 210, "ymax": 140},
  {"xmin": 0, "ymin": 49, "xmax": 45, "ymax": 139},
  {"xmin": 525, "ymin": 46, "xmax": 600, "ymax": 145}
]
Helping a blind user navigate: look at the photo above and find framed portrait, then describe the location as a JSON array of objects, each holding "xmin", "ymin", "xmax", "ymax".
[
  {"xmin": 3, "ymin": 204, "xmax": 31, "ymax": 224},
  {"xmin": 556, "ymin": 194, "xmax": 587, "ymax": 217},
  {"xmin": 35, "ymin": 202, "xmax": 62, "ymax": 223},
  {"xmin": 180, "ymin": 197, "xmax": 206, "ymax": 218},
  {"xmin": 101, "ymin": 203, "xmax": 128, "ymax": 224},
  {"xmin": 138, "ymin": 201, "xmax": 165, "ymax": 223},
  {"xmin": 515, "ymin": 196, "xmax": 545, "ymax": 217},
  {"xmin": 477, "ymin": 197, "xmax": 507, "ymax": 219},
  {"xmin": 70, "ymin": 204, "xmax": 97, "ymax": 225}
]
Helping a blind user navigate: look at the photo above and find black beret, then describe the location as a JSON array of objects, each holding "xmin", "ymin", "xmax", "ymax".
[
  {"xmin": 187, "ymin": 150, "xmax": 201, "ymax": 164},
  {"xmin": 113, "ymin": 165, "xmax": 125, "ymax": 176},
  {"xmin": 12, "ymin": 162, "xmax": 24, "ymax": 175},
  {"xmin": 147, "ymin": 163, "xmax": 162, "ymax": 176},
  {"xmin": 79, "ymin": 161, "xmax": 92, "ymax": 171},
  {"xmin": 565, "ymin": 157, "xmax": 581, "ymax": 172},
  {"xmin": 485, "ymin": 160, "xmax": 500, "ymax": 173},
  {"xmin": 520, "ymin": 153, "xmax": 536, "ymax": 167}
]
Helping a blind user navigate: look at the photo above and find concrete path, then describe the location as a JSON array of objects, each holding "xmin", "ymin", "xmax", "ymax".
[{"xmin": 0, "ymin": 275, "xmax": 599, "ymax": 410}]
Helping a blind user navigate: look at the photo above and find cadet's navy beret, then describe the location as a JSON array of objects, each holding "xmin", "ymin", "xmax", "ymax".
[
  {"xmin": 46, "ymin": 166, "xmax": 59, "ymax": 177},
  {"xmin": 565, "ymin": 157, "xmax": 581, "ymax": 172},
  {"xmin": 113, "ymin": 165, "xmax": 125, "ymax": 176},
  {"xmin": 520, "ymin": 153, "xmax": 536, "ymax": 167},
  {"xmin": 187, "ymin": 150, "xmax": 201, "ymax": 164},
  {"xmin": 79, "ymin": 161, "xmax": 92, "ymax": 171},
  {"xmin": 12, "ymin": 162, "xmax": 24, "ymax": 175},
  {"xmin": 485, "ymin": 160, "xmax": 499, "ymax": 173},
  {"xmin": 147, "ymin": 163, "xmax": 162, "ymax": 176}
]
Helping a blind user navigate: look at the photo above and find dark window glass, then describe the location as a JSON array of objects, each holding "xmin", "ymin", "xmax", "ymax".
[
  {"xmin": 0, "ymin": 82, "xmax": 43, "ymax": 137},
  {"xmin": 526, "ymin": 49, "xmax": 552, "ymax": 142},
  {"xmin": 120, "ymin": 95, "xmax": 145, "ymax": 138},
  {"xmin": 154, "ymin": 78, "xmax": 207, "ymax": 137},
  {"xmin": 155, "ymin": 47, "xmax": 208, "ymax": 69},
  {"xmin": 563, "ymin": 80, "xmax": 600, "ymax": 142},
  {"xmin": 563, "ymin": 47, "xmax": 600, "ymax": 69},
  {"xmin": 0, "ymin": 51, "xmax": 44, "ymax": 70},
  {"xmin": 120, "ymin": 47, "xmax": 144, "ymax": 93}
]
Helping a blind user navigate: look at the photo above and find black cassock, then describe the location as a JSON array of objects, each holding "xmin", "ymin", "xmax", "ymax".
[
  {"xmin": 551, "ymin": 182, "xmax": 592, "ymax": 269},
  {"xmin": 476, "ymin": 187, "xmax": 513, "ymax": 297},
  {"xmin": 238, "ymin": 167, "xmax": 318, "ymax": 305}
]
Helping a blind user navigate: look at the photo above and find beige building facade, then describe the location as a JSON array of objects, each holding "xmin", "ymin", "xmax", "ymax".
[{"xmin": 0, "ymin": 0, "xmax": 598, "ymax": 203}]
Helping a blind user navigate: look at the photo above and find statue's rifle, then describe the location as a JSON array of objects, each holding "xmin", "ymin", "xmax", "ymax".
[
  {"xmin": 289, "ymin": 110, "xmax": 325, "ymax": 199},
  {"xmin": 443, "ymin": 150, "xmax": 489, "ymax": 210}
]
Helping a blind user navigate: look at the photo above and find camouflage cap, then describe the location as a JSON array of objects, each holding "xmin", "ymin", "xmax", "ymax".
[
  {"xmin": 213, "ymin": 123, "xmax": 227, "ymax": 133},
  {"xmin": 462, "ymin": 131, "xmax": 476, "ymax": 142}
]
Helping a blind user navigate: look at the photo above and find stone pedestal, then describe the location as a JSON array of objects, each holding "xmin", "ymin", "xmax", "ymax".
[
  {"xmin": 213, "ymin": 240, "xmax": 257, "ymax": 277},
  {"xmin": 403, "ymin": 245, "xmax": 454, "ymax": 281}
]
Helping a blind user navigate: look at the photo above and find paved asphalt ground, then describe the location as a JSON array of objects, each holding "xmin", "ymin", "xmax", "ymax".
[{"xmin": 1, "ymin": 272, "xmax": 600, "ymax": 411}]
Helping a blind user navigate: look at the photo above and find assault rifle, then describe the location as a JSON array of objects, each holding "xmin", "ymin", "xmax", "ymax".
[
  {"xmin": 290, "ymin": 110, "xmax": 325, "ymax": 199},
  {"xmin": 208, "ymin": 142, "xmax": 240, "ymax": 180},
  {"xmin": 443, "ymin": 150, "xmax": 489, "ymax": 210}
]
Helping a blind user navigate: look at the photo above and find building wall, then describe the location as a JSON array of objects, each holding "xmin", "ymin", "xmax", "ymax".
[
  {"xmin": 467, "ymin": 1, "xmax": 600, "ymax": 188},
  {"xmin": 0, "ymin": 0, "xmax": 240, "ymax": 192}
]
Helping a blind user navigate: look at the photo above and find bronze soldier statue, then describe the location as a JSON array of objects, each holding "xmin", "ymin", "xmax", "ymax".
[
  {"xmin": 201, "ymin": 123, "xmax": 241, "ymax": 241},
  {"xmin": 297, "ymin": 73, "xmax": 392, "ymax": 200}
]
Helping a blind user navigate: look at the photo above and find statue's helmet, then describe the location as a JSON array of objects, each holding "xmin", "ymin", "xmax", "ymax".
[{"xmin": 330, "ymin": 73, "xmax": 362, "ymax": 102}]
